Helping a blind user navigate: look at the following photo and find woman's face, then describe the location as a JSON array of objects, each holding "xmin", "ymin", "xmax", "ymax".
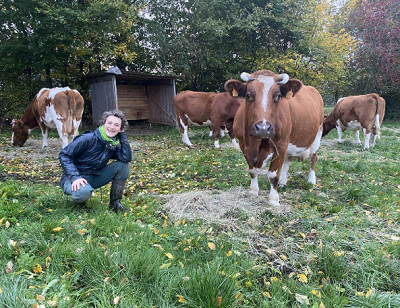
[{"xmin": 103, "ymin": 115, "xmax": 122, "ymax": 138}]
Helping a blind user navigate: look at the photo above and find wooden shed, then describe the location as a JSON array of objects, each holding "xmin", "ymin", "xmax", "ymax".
[{"xmin": 86, "ymin": 67, "xmax": 177, "ymax": 126}]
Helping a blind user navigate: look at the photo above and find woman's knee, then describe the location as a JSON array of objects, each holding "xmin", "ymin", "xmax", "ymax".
[
  {"xmin": 71, "ymin": 187, "xmax": 93, "ymax": 203},
  {"xmin": 114, "ymin": 161, "xmax": 130, "ymax": 180}
]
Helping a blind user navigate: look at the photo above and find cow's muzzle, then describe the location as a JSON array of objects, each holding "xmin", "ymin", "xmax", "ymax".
[{"xmin": 250, "ymin": 121, "xmax": 275, "ymax": 138}]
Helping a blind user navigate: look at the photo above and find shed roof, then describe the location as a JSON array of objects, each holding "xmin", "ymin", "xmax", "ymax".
[{"xmin": 85, "ymin": 67, "xmax": 176, "ymax": 83}]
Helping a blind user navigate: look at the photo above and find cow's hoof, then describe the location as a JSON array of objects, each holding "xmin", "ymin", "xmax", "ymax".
[{"xmin": 268, "ymin": 198, "xmax": 280, "ymax": 208}]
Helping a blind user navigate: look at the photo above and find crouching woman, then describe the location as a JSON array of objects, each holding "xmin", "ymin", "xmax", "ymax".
[{"xmin": 59, "ymin": 110, "xmax": 132, "ymax": 212}]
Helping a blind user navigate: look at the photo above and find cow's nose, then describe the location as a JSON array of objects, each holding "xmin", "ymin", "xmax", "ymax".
[{"xmin": 250, "ymin": 121, "xmax": 274, "ymax": 138}]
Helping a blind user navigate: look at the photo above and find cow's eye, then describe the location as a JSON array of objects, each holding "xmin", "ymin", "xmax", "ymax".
[
  {"xmin": 245, "ymin": 93, "xmax": 253, "ymax": 102},
  {"xmin": 275, "ymin": 94, "xmax": 282, "ymax": 102}
]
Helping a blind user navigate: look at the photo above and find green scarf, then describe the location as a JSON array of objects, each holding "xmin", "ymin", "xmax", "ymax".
[{"xmin": 99, "ymin": 125, "xmax": 120, "ymax": 146}]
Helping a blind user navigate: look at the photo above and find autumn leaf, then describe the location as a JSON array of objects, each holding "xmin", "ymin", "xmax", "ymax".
[
  {"xmin": 311, "ymin": 289, "xmax": 322, "ymax": 298},
  {"xmin": 215, "ymin": 296, "xmax": 222, "ymax": 306},
  {"xmin": 5, "ymin": 261, "xmax": 14, "ymax": 273},
  {"xmin": 176, "ymin": 294, "xmax": 186, "ymax": 303},
  {"xmin": 111, "ymin": 296, "xmax": 120, "ymax": 304},
  {"xmin": 77, "ymin": 229, "xmax": 87, "ymax": 236},
  {"xmin": 8, "ymin": 239, "xmax": 17, "ymax": 247},
  {"xmin": 165, "ymin": 252, "xmax": 174, "ymax": 259},
  {"xmin": 52, "ymin": 227, "xmax": 62, "ymax": 232},
  {"xmin": 32, "ymin": 263, "xmax": 43, "ymax": 274},
  {"xmin": 295, "ymin": 293, "xmax": 309, "ymax": 305},
  {"xmin": 37, "ymin": 294, "xmax": 45, "ymax": 302},
  {"xmin": 297, "ymin": 273, "xmax": 308, "ymax": 283},
  {"xmin": 226, "ymin": 250, "xmax": 232, "ymax": 257},
  {"xmin": 208, "ymin": 242, "xmax": 216, "ymax": 250}
]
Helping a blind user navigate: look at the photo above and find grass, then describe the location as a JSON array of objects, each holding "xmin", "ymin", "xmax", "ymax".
[{"xmin": 0, "ymin": 120, "xmax": 399, "ymax": 307}]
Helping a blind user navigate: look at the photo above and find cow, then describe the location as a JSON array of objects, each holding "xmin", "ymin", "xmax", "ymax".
[
  {"xmin": 174, "ymin": 91, "xmax": 242, "ymax": 148},
  {"xmin": 225, "ymin": 70, "xmax": 324, "ymax": 208},
  {"xmin": 322, "ymin": 93, "xmax": 386, "ymax": 149},
  {"xmin": 11, "ymin": 87, "xmax": 84, "ymax": 149}
]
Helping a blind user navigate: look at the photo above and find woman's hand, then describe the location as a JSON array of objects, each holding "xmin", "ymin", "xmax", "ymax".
[{"xmin": 72, "ymin": 178, "xmax": 88, "ymax": 191}]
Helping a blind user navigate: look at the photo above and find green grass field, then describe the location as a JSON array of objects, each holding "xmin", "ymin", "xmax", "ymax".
[{"xmin": 0, "ymin": 120, "xmax": 399, "ymax": 307}]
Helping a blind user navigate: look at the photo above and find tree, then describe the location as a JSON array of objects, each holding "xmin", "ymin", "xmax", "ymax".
[
  {"xmin": 0, "ymin": 0, "xmax": 139, "ymax": 119},
  {"xmin": 132, "ymin": 0, "xmax": 306, "ymax": 92},
  {"xmin": 345, "ymin": 0, "xmax": 400, "ymax": 94},
  {"xmin": 257, "ymin": 0, "xmax": 357, "ymax": 103}
]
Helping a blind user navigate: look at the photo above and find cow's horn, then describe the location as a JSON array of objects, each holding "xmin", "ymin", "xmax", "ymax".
[
  {"xmin": 277, "ymin": 73, "xmax": 289, "ymax": 85},
  {"xmin": 240, "ymin": 72, "xmax": 255, "ymax": 82}
]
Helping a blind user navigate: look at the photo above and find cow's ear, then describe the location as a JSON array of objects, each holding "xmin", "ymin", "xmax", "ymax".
[
  {"xmin": 280, "ymin": 79, "xmax": 303, "ymax": 97},
  {"xmin": 225, "ymin": 80, "xmax": 247, "ymax": 97}
]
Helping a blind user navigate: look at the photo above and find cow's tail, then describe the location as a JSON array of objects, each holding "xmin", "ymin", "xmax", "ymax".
[
  {"xmin": 370, "ymin": 93, "xmax": 381, "ymax": 139},
  {"xmin": 65, "ymin": 91, "xmax": 75, "ymax": 135}
]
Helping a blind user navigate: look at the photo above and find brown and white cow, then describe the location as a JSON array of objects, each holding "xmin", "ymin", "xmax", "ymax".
[
  {"xmin": 225, "ymin": 70, "xmax": 324, "ymax": 208},
  {"xmin": 12, "ymin": 87, "xmax": 84, "ymax": 149},
  {"xmin": 174, "ymin": 91, "xmax": 242, "ymax": 148},
  {"xmin": 322, "ymin": 93, "xmax": 385, "ymax": 149}
]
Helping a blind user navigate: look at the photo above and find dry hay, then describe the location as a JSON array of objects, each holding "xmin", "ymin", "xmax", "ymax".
[{"xmin": 159, "ymin": 187, "xmax": 291, "ymax": 227}]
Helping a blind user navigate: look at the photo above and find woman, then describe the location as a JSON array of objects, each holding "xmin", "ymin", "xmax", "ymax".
[{"xmin": 59, "ymin": 110, "xmax": 132, "ymax": 212}]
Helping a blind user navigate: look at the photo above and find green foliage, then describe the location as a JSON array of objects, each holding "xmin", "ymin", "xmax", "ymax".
[{"xmin": 0, "ymin": 0, "xmax": 139, "ymax": 119}]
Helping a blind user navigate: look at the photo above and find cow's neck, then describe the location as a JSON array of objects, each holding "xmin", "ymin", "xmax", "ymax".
[{"xmin": 20, "ymin": 105, "xmax": 39, "ymax": 129}]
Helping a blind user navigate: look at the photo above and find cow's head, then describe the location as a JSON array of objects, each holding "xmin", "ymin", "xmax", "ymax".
[
  {"xmin": 225, "ymin": 70, "xmax": 302, "ymax": 139},
  {"xmin": 11, "ymin": 119, "xmax": 29, "ymax": 147}
]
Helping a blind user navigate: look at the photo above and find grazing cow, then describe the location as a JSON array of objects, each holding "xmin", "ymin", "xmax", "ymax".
[
  {"xmin": 225, "ymin": 70, "xmax": 324, "ymax": 208},
  {"xmin": 174, "ymin": 91, "xmax": 242, "ymax": 148},
  {"xmin": 322, "ymin": 94, "xmax": 385, "ymax": 149},
  {"xmin": 12, "ymin": 87, "xmax": 84, "ymax": 149}
]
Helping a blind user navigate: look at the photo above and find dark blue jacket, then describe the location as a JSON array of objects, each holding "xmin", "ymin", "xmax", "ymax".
[{"xmin": 59, "ymin": 128, "xmax": 132, "ymax": 187}]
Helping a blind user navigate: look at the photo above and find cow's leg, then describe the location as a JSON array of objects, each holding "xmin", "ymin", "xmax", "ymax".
[
  {"xmin": 308, "ymin": 152, "xmax": 318, "ymax": 184},
  {"xmin": 248, "ymin": 168, "xmax": 260, "ymax": 195},
  {"xmin": 38, "ymin": 122, "xmax": 50, "ymax": 149},
  {"xmin": 370, "ymin": 133, "xmax": 377, "ymax": 148},
  {"xmin": 228, "ymin": 130, "xmax": 238, "ymax": 147},
  {"xmin": 279, "ymin": 157, "xmax": 292, "ymax": 186},
  {"xmin": 267, "ymin": 154, "xmax": 286, "ymax": 207},
  {"xmin": 307, "ymin": 126, "xmax": 322, "ymax": 184},
  {"xmin": 211, "ymin": 125, "xmax": 221, "ymax": 148},
  {"xmin": 370, "ymin": 116, "xmax": 380, "ymax": 147},
  {"xmin": 354, "ymin": 130, "xmax": 361, "ymax": 144},
  {"xmin": 362, "ymin": 128, "xmax": 371, "ymax": 150},
  {"xmin": 336, "ymin": 125, "xmax": 343, "ymax": 143},
  {"xmin": 178, "ymin": 115, "xmax": 193, "ymax": 147},
  {"xmin": 53, "ymin": 120, "xmax": 69, "ymax": 149}
]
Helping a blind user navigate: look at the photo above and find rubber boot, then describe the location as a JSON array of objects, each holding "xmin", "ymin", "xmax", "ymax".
[{"xmin": 109, "ymin": 180, "xmax": 129, "ymax": 213}]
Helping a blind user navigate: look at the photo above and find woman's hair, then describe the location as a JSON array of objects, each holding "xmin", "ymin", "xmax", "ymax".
[{"xmin": 100, "ymin": 110, "xmax": 129, "ymax": 131}]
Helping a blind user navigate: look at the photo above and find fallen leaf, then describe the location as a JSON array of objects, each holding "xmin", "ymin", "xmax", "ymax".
[
  {"xmin": 111, "ymin": 296, "xmax": 120, "ymax": 304},
  {"xmin": 215, "ymin": 296, "xmax": 222, "ymax": 306},
  {"xmin": 208, "ymin": 242, "xmax": 216, "ymax": 250},
  {"xmin": 37, "ymin": 294, "xmax": 45, "ymax": 302},
  {"xmin": 176, "ymin": 294, "xmax": 186, "ymax": 303},
  {"xmin": 5, "ymin": 261, "xmax": 14, "ymax": 273},
  {"xmin": 298, "ymin": 273, "xmax": 308, "ymax": 283},
  {"xmin": 52, "ymin": 227, "xmax": 62, "ymax": 232},
  {"xmin": 32, "ymin": 263, "xmax": 43, "ymax": 274},
  {"xmin": 295, "ymin": 293, "xmax": 309, "ymax": 305},
  {"xmin": 165, "ymin": 252, "xmax": 174, "ymax": 259}
]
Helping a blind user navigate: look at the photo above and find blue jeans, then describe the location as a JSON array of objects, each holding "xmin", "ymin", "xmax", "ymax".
[{"xmin": 62, "ymin": 161, "xmax": 130, "ymax": 203}]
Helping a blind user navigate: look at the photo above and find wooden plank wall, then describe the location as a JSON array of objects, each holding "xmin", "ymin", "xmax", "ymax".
[
  {"xmin": 148, "ymin": 84, "xmax": 177, "ymax": 126},
  {"xmin": 89, "ymin": 76, "xmax": 118, "ymax": 126},
  {"xmin": 117, "ymin": 85, "xmax": 149, "ymax": 120}
]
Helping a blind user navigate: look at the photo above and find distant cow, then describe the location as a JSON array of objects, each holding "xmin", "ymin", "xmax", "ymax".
[
  {"xmin": 12, "ymin": 87, "xmax": 84, "ymax": 149},
  {"xmin": 322, "ymin": 93, "xmax": 385, "ymax": 149},
  {"xmin": 225, "ymin": 70, "xmax": 324, "ymax": 208},
  {"xmin": 174, "ymin": 91, "xmax": 242, "ymax": 148}
]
